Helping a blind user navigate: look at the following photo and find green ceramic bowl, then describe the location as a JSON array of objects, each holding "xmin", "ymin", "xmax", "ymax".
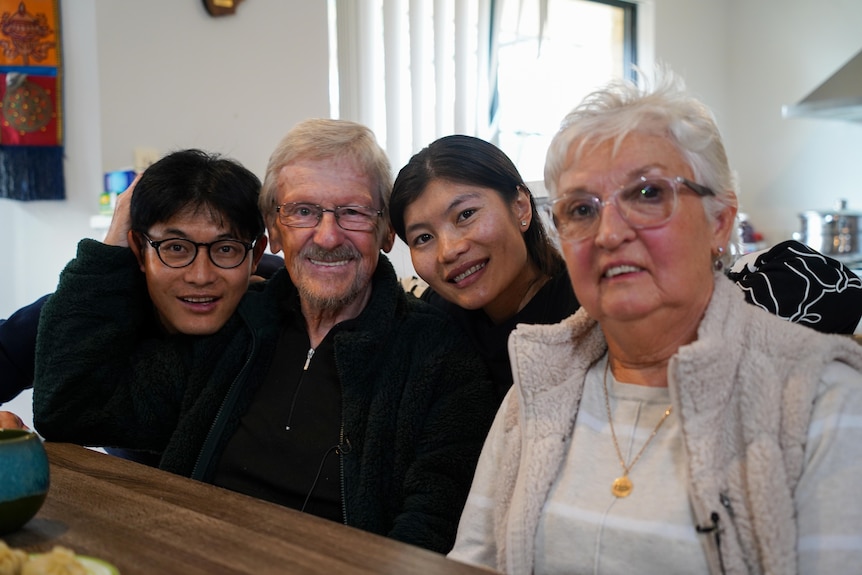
[{"xmin": 0, "ymin": 429, "xmax": 50, "ymax": 534}]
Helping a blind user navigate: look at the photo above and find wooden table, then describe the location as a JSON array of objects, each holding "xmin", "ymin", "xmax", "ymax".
[{"xmin": 3, "ymin": 443, "xmax": 493, "ymax": 574}]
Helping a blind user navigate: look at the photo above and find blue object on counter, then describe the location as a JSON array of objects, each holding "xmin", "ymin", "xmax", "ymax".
[{"xmin": 104, "ymin": 169, "xmax": 137, "ymax": 193}]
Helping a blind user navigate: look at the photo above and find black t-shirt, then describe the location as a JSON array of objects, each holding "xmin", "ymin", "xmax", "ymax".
[
  {"xmin": 423, "ymin": 270, "xmax": 580, "ymax": 400},
  {"xmin": 213, "ymin": 313, "xmax": 344, "ymax": 523}
]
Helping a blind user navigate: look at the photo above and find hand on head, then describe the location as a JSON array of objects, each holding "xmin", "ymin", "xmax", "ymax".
[{"xmin": 104, "ymin": 173, "xmax": 142, "ymax": 247}]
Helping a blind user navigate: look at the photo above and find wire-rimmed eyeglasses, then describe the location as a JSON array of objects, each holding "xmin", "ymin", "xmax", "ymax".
[
  {"xmin": 141, "ymin": 234, "xmax": 254, "ymax": 269},
  {"xmin": 550, "ymin": 175, "xmax": 715, "ymax": 241},
  {"xmin": 275, "ymin": 202, "xmax": 383, "ymax": 232}
]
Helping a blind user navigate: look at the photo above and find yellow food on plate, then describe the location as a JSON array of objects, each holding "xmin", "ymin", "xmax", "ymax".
[
  {"xmin": 22, "ymin": 547, "xmax": 86, "ymax": 575},
  {"xmin": 0, "ymin": 543, "xmax": 118, "ymax": 575},
  {"xmin": 0, "ymin": 541, "xmax": 29, "ymax": 575}
]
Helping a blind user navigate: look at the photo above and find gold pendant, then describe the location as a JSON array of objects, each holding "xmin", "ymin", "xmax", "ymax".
[{"xmin": 612, "ymin": 475, "xmax": 633, "ymax": 498}]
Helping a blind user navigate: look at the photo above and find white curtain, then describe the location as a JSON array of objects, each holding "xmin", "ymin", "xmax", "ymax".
[{"xmin": 333, "ymin": 0, "xmax": 498, "ymax": 173}]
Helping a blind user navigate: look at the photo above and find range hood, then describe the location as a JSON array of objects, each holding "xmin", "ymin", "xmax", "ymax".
[{"xmin": 782, "ymin": 49, "xmax": 862, "ymax": 122}]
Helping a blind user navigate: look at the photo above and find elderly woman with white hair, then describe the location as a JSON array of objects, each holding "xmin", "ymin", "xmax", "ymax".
[{"xmin": 447, "ymin": 71, "xmax": 862, "ymax": 574}]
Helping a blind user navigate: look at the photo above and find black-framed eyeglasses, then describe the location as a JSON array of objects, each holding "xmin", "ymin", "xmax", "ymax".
[
  {"xmin": 550, "ymin": 175, "xmax": 715, "ymax": 241},
  {"xmin": 275, "ymin": 202, "xmax": 383, "ymax": 232},
  {"xmin": 141, "ymin": 234, "xmax": 254, "ymax": 269}
]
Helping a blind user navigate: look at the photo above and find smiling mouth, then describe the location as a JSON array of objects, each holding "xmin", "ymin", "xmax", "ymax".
[
  {"xmin": 451, "ymin": 262, "xmax": 486, "ymax": 283},
  {"xmin": 310, "ymin": 258, "xmax": 350, "ymax": 267},
  {"xmin": 181, "ymin": 296, "xmax": 217, "ymax": 304},
  {"xmin": 604, "ymin": 264, "xmax": 641, "ymax": 279}
]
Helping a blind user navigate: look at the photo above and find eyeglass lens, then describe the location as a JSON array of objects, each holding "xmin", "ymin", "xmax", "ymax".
[
  {"xmin": 154, "ymin": 238, "xmax": 250, "ymax": 269},
  {"xmin": 552, "ymin": 177, "xmax": 682, "ymax": 240},
  {"xmin": 277, "ymin": 203, "xmax": 380, "ymax": 232}
]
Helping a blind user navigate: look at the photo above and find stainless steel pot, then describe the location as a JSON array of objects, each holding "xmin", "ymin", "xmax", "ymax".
[{"xmin": 793, "ymin": 199, "xmax": 862, "ymax": 262}]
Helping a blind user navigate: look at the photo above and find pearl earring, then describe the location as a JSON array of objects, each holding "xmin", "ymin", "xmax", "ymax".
[
  {"xmin": 521, "ymin": 220, "xmax": 527, "ymax": 227},
  {"xmin": 713, "ymin": 246, "xmax": 725, "ymax": 271}
]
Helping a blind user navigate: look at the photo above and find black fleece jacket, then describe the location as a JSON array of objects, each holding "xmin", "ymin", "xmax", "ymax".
[{"xmin": 34, "ymin": 239, "xmax": 497, "ymax": 553}]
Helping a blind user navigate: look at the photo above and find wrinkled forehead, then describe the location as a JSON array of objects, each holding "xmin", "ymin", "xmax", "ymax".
[
  {"xmin": 557, "ymin": 132, "xmax": 691, "ymax": 196},
  {"xmin": 565, "ymin": 121, "xmax": 681, "ymax": 165},
  {"xmin": 276, "ymin": 156, "xmax": 380, "ymax": 207}
]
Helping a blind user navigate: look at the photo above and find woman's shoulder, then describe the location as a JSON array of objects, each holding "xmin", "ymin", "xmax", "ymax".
[
  {"xmin": 523, "ymin": 269, "xmax": 579, "ymax": 324},
  {"xmin": 511, "ymin": 307, "xmax": 593, "ymax": 343},
  {"xmin": 508, "ymin": 309, "xmax": 605, "ymax": 380}
]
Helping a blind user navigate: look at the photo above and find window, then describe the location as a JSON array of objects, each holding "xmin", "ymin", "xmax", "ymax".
[
  {"xmin": 494, "ymin": 0, "xmax": 636, "ymax": 181},
  {"xmin": 329, "ymin": 0, "xmax": 636, "ymax": 179}
]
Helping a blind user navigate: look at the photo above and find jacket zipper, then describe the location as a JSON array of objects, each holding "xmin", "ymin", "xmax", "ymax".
[
  {"xmin": 285, "ymin": 348, "xmax": 315, "ymax": 431},
  {"xmin": 338, "ymin": 422, "xmax": 351, "ymax": 525}
]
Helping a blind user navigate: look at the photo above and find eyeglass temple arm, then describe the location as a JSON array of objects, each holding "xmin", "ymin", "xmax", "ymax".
[{"xmin": 680, "ymin": 178, "xmax": 715, "ymax": 198}]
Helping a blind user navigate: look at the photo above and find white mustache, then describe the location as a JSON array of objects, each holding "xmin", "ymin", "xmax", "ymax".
[{"xmin": 301, "ymin": 245, "xmax": 359, "ymax": 263}]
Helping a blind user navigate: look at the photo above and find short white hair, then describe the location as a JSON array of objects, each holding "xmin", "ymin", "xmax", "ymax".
[{"xmin": 544, "ymin": 67, "xmax": 739, "ymax": 256}]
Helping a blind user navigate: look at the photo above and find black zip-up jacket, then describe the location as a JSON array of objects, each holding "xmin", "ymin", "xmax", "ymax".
[{"xmin": 34, "ymin": 239, "xmax": 497, "ymax": 553}]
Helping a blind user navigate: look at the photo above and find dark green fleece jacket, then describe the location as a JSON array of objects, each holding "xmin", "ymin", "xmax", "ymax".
[{"xmin": 34, "ymin": 239, "xmax": 497, "ymax": 553}]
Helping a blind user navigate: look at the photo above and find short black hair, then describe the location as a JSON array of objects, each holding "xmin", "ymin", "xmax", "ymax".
[{"xmin": 130, "ymin": 149, "xmax": 264, "ymax": 242}]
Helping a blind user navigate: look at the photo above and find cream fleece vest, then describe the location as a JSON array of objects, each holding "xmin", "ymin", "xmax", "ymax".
[{"xmin": 491, "ymin": 273, "xmax": 862, "ymax": 574}]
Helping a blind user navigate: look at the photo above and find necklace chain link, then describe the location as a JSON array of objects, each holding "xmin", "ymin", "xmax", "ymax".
[{"xmin": 602, "ymin": 358, "xmax": 672, "ymax": 497}]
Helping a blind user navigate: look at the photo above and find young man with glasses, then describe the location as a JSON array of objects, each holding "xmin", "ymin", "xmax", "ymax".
[
  {"xmin": 34, "ymin": 119, "xmax": 497, "ymax": 554},
  {"xmin": 125, "ymin": 172, "xmax": 267, "ymax": 337},
  {"xmin": 22, "ymin": 149, "xmax": 268, "ymax": 460},
  {"xmin": 0, "ymin": 153, "xmax": 284, "ymax": 432}
]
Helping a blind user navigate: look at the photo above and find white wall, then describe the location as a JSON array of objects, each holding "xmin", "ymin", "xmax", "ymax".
[
  {"xmin": 651, "ymin": 0, "xmax": 862, "ymax": 244},
  {"xmin": 725, "ymin": 0, "xmax": 862, "ymax": 243},
  {"xmin": 0, "ymin": 2, "xmax": 101, "ymax": 319},
  {"xmin": 0, "ymin": 0, "xmax": 329, "ymax": 318},
  {"xmin": 2, "ymin": 0, "xmax": 862, "ymax": 318}
]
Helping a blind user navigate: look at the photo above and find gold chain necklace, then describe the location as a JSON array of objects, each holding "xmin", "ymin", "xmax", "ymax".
[{"xmin": 602, "ymin": 359, "xmax": 673, "ymax": 498}]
